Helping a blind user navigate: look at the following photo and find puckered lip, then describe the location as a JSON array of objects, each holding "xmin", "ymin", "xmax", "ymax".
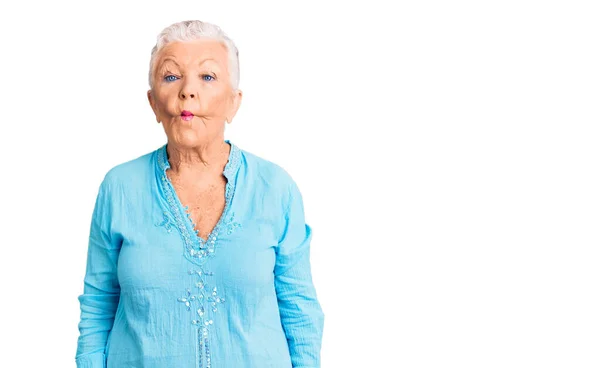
[{"xmin": 181, "ymin": 110, "xmax": 194, "ymax": 116}]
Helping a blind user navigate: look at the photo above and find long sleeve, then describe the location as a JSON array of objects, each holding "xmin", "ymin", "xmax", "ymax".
[
  {"xmin": 75, "ymin": 177, "xmax": 121, "ymax": 368},
  {"xmin": 275, "ymin": 180, "xmax": 325, "ymax": 368}
]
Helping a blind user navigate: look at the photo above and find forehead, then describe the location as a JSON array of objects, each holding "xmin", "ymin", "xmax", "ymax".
[{"xmin": 156, "ymin": 39, "xmax": 229, "ymax": 68}]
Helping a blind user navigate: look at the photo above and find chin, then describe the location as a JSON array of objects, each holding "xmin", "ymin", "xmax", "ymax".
[{"xmin": 169, "ymin": 131, "xmax": 209, "ymax": 147}]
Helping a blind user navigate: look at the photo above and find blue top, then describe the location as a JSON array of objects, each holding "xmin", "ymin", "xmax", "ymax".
[{"xmin": 75, "ymin": 140, "xmax": 324, "ymax": 368}]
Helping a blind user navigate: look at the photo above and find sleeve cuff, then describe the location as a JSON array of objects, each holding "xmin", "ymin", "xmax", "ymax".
[{"xmin": 75, "ymin": 352, "xmax": 105, "ymax": 368}]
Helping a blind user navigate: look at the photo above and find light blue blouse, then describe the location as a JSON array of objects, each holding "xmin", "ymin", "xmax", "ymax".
[{"xmin": 75, "ymin": 140, "xmax": 324, "ymax": 368}]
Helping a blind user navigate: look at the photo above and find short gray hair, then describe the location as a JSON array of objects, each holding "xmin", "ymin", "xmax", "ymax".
[{"xmin": 148, "ymin": 20, "xmax": 240, "ymax": 90}]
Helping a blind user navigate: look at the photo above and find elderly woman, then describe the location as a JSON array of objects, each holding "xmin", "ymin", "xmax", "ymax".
[{"xmin": 75, "ymin": 20, "xmax": 324, "ymax": 368}]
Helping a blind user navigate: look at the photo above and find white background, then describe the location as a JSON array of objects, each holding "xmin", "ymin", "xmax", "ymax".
[{"xmin": 1, "ymin": 1, "xmax": 599, "ymax": 367}]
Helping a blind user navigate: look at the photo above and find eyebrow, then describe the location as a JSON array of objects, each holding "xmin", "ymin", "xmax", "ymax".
[
  {"xmin": 199, "ymin": 58, "xmax": 218, "ymax": 66},
  {"xmin": 155, "ymin": 57, "xmax": 221, "ymax": 78},
  {"xmin": 159, "ymin": 57, "xmax": 180, "ymax": 68},
  {"xmin": 159, "ymin": 57, "xmax": 218, "ymax": 67}
]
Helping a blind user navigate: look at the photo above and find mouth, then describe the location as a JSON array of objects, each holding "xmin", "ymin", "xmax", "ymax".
[{"xmin": 180, "ymin": 110, "xmax": 194, "ymax": 121}]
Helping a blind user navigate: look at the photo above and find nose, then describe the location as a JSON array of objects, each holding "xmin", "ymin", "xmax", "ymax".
[
  {"xmin": 179, "ymin": 91, "xmax": 195, "ymax": 99},
  {"xmin": 179, "ymin": 81, "xmax": 198, "ymax": 100}
]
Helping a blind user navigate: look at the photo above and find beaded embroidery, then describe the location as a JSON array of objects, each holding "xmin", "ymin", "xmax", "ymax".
[
  {"xmin": 157, "ymin": 141, "xmax": 241, "ymax": 368},
  {"xmin": 177, "ymin": 267, "xmax": 224, "ymax": 368},
  {"xmin": 223, "ymin": 214, "xmax": 242, "ymax": 235},
  {"xmin": 156, "ymin": 141, "xmax": 242, "ymax": 265},
  {"xmin": 155, "ymin": 211, "xmax": 176, "ymax": 233}
]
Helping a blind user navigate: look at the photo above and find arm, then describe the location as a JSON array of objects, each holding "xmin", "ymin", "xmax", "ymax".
[
  {"xmin": 275, "ymin": 180, "xmax": 325, "ymax": 368},
  {"xmin": 75, "ymin": 177, "xmax": 121, "ymax": 368}
]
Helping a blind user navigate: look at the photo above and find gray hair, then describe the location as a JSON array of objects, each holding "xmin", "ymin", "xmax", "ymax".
[{"xmin": 148, "ymin": 20, "xmax": 240, "ymax": 90}]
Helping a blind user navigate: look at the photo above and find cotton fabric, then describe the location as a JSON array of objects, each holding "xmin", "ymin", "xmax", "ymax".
[{"xmin": 75, "ymin": 140, "xmax": 324, "ymax": 368}]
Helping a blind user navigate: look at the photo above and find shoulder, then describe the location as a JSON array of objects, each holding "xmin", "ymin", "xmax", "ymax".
[
  {"xmin": 98, "ymin": 147, "xmax": 156, "ymax": 191},
  {"xmin": 241, "ymin": 148, "xmax": 297, "ymax": 190},
  {"xmin": 242, "ymin": 150, "xmax": 302, "ymax": 210}
]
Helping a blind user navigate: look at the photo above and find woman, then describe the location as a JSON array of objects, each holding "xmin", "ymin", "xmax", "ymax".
[{"xmin": 75, "ymin": 20, "xmax": 324, "ymax": 368}]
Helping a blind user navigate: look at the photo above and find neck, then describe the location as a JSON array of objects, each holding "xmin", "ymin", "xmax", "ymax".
[{"xmin": 166, "ymin": 139, "xmax": 230, "ymax": 177}]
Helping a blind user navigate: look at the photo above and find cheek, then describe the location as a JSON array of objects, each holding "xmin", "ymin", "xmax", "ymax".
[
  {"xmin": 201, "ymin": 91, "xmax": 231, "ymax": 114},
  {"xmin": 154, "ymin": 93, "xmax": 175, "ymax": 114}
]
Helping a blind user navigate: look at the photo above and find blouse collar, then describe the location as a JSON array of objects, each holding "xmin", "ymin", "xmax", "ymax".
[{"xmin": 156, "ymin": 139, "xmax": 242, "ymax": 182}]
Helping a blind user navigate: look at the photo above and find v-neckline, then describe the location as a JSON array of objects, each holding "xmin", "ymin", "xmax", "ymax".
[
  {"xmin": 167, "ymin": 172, "xmax": 225, "ymax": 244},
  {"xmin": 156, "ymin": 140, "xmax": 241, "ymax": 262}
]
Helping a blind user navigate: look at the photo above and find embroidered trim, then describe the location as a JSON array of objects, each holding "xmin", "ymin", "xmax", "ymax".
[
  {"xmin": 178, "ymin": 267, "xmax": 223, "ymax": 368},
  {"xmin": 156, "ymin": 141, "xmax": 242, "ymax": 265},
  {"xmin": 155, "ymin": 211, "xmax": 176, "ymax": 233},
  {"xmin": 157, "ymin": 141, "xmax": 241, "ymax": 368}
]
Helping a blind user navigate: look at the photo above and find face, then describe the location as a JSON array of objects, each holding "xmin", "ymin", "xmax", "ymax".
[{"xmin": 147, "ymin": 38, "xmax": 242, "ymax": 147}]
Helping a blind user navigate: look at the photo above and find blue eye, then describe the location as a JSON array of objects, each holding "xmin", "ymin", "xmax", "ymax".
[
  {"xmin": 203, "ymin": 75, "xmax": 215, "ymax": 82},
  {"xmin": 164, "ymin": 75, "xmax": 179, "ymax": 82}
]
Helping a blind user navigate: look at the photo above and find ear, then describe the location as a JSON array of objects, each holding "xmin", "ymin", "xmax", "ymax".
[
  {"xmin": 226, "ymin": 89, "xmax": 243, "ymax": 124},
  {"xmin": 147, "ymin": 89, "xmax": 160, "ymax": 123}
]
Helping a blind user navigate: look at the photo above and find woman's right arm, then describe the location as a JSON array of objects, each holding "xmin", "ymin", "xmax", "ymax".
[{"xmin": 75, "ymin": 175, "xmax": 121, "ymax": 368}]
